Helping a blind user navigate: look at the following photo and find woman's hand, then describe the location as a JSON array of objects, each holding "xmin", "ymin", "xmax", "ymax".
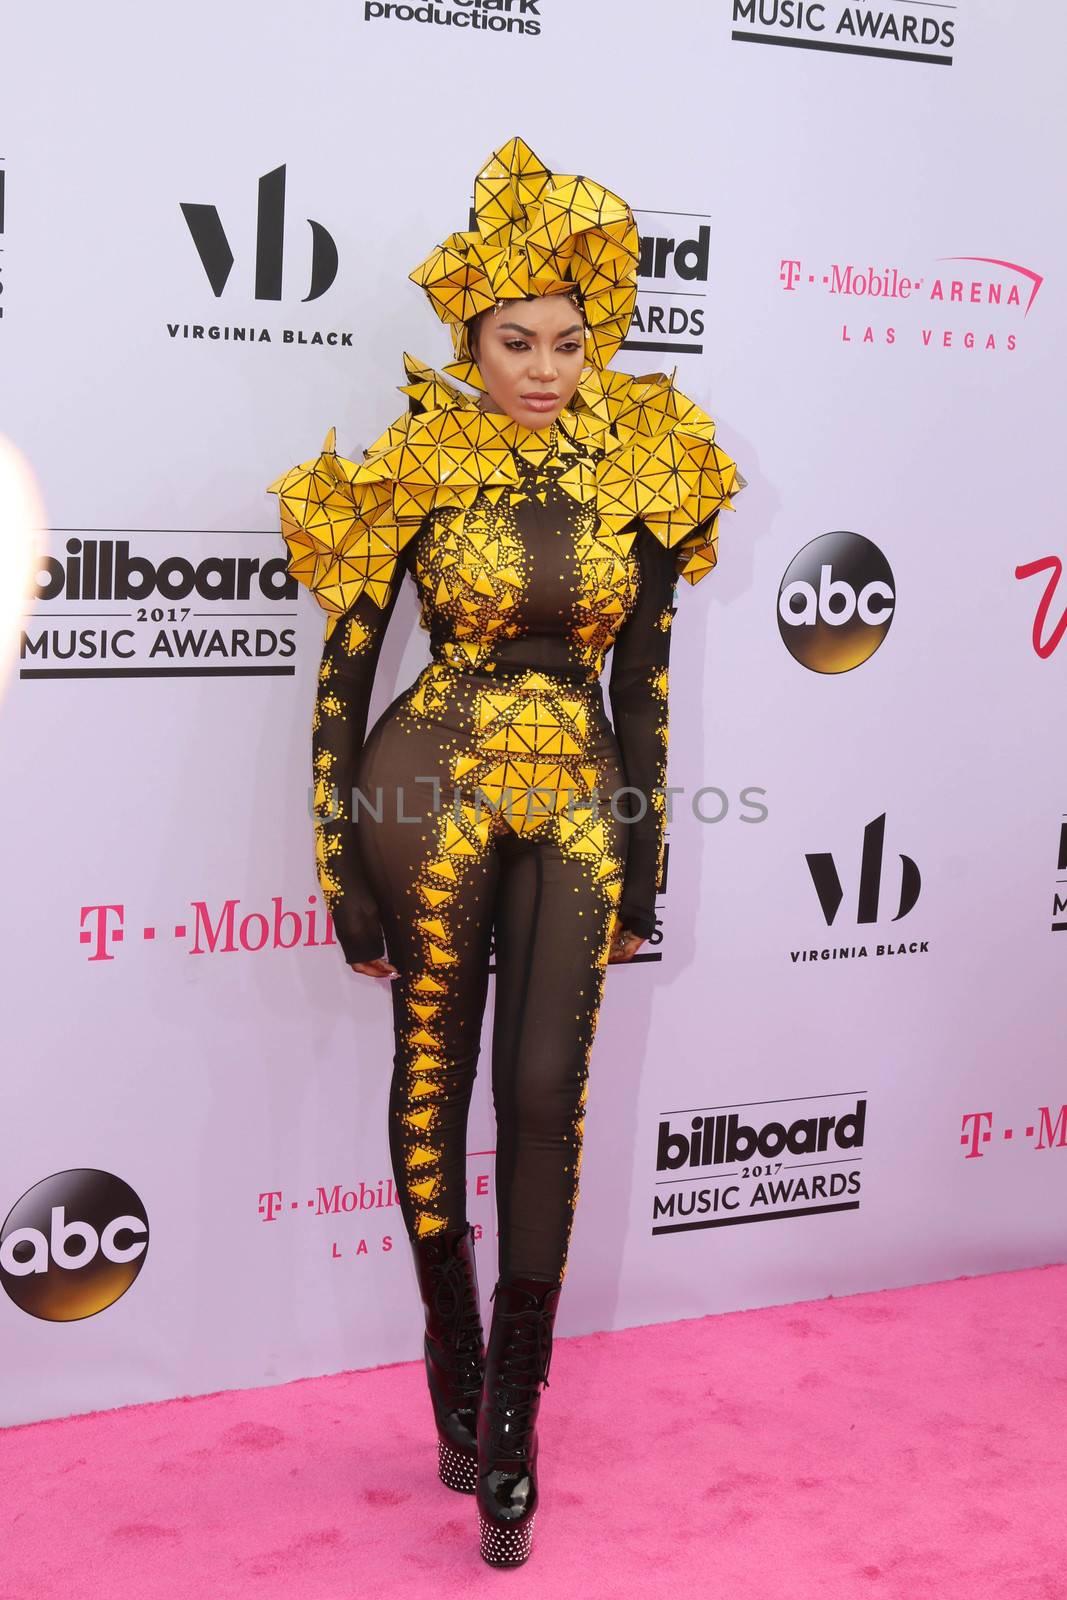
[
  {"xmin": 607, "ymin": 916, "xmax": 646, "ymax": 963},
  {"xmin": 349, "ymin": 957, "xmax": 400, "ymax": 979}
]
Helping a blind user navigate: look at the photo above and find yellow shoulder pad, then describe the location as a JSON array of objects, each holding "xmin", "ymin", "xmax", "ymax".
[
  {"xmin": 267, "ymin": 426, "xmax": 416, "ymax": 615},
  {"xmin": 573, "ymin": 368, "xmax": 744, "ymax": 575}
]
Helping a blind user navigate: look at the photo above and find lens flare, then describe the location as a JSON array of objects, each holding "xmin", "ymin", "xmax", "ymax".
[{"xmin": 0, "ymin": 436, "xmax": 45, "ymax": 693}]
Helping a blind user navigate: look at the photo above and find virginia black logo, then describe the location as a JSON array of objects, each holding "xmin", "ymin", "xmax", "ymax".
[
  {"xmin": 807, "ymin": 813, "xmax": 920, "ymax": 924},
  {"xmin": 779, "ymin": 531, "xmax": 895, "ymax": 672},
  {"xmin": 181, "ymin": 164, "xmax": 337, "ymax": 301},
  {"xmin": 0, "ymin": 1170, "xmax": 149, "ymax": 1322}
]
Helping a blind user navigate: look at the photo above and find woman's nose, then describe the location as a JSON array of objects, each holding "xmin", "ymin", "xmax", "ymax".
[{"xmin": 529, "ymin": 348, "xmax": 558, "ymax": 380}]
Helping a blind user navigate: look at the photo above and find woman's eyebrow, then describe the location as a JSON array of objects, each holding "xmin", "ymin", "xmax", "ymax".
[{"xmin": 497, "ymin": 321, "xmax": 584, "ymax": 338}]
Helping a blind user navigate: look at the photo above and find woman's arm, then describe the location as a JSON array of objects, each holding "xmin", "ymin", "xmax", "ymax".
[
  {"xmin": 269, "ymin": 427, "xmax": 428, "ymax": 977},
  {"xmin": 607, "ymin": 524, "xmax": 682, "ymax": 947},
  {"xmin": 311, "ymin": 560, "xmax": 408, "ymax": 969}
]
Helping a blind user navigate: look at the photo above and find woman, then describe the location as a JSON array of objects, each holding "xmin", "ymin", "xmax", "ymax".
[{"xmin": 268, "ymin": 134, "xmax": 742, "ymax": 1568}]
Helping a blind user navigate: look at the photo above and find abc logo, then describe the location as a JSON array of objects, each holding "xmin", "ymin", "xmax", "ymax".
[
  {"xmin": 0, "ymin": 1170, "xmax": 149, "ymax": 1322},
  {"xmin": 778, "ymin": 532, "xmax": 895, "ymax": 673}
]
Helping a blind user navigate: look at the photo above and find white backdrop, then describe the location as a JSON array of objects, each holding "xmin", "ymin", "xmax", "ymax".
[{"xmin": 2, "ymin": 0, "xmax": 1065, "ymax": 1425}]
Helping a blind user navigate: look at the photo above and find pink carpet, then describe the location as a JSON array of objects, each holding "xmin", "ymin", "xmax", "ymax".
[{"xmin": 2, "ymin": 1264, "xmax": 1065, "ymax": 1600}]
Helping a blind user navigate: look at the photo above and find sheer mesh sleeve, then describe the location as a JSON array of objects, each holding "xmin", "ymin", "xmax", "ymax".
[
  {"xmin": 607, "ymin": 524, "xmax": 681, "ymax": 941},
  {"xmin": 311, "ymin": 556, "xmax": 409, "ymax": 964}
]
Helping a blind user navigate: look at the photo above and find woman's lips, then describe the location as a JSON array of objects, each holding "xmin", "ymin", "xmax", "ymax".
[{"xmin": 521, "ymin": 394, "xmax": 558, "ymax": 411}]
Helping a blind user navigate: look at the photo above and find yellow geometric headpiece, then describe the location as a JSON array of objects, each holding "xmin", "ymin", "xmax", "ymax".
[{"xmin": 408, "ymin": 134, "xmax": 639, "ymax": 372}]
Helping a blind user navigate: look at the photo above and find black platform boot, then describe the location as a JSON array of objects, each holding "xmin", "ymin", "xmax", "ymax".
[
  {"xmin": 476, "ymin": 1273, "xmax": 562, "ymax": 1567},
  {"xmin": 410, "ymin": 1224, "xmax": 486, "ymax": 1494}
]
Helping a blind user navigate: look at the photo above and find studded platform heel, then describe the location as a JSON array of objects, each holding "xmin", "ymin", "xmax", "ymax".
[
  {"xmin": 476, "ymin": 1273, "xmax": 562, "ymax": 1567},
  {"xmin": 410, "ymin": 1223, "xmax": 486, "ymax": 1493}
]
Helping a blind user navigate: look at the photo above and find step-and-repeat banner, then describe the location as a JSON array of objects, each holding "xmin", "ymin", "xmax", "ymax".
[{"xmin": 2, "ymin": 0, "xmax": 1064, "ymax": 1425}]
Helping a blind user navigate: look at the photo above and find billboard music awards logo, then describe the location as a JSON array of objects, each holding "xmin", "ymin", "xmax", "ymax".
[
  {"xmin": 794, "ymin": 813, "xmax": 929, "ymax": 964},
  {"xmin": 0, "ymin": 1170, "xmax": 149, "ymax": 1322},
  {"xmin": 629, "ymin": 212, "xmax": 711, "ymax": 357},
  {"xmin": 21, "ymin": 531, "xmax": 297, "ymax": 680},
  {"xmin": 778, "ymin": 532, "xmax": 895, "ymax": 671},
  {"xmin": 730, "ymin": 0, "xmax": 957, "ymax": 65},
  {"xmin": 651, "ymin": 1092, "xmax": 865, "ymax": 1234},
  {"xmin": 778, "ymin": 255, "xmax": 1043, "ymax": 354}
]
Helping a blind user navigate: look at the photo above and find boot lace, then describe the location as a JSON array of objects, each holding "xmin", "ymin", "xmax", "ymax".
[
  {"xmin": 430, "ymin": 1249, "xmax": 484, "ymax": 1403},
  {"xmin": 487, "ymin": 1286, "xmax": 555, "ymax": 1459}
]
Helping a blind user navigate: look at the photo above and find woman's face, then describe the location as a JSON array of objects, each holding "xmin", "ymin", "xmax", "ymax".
[{"xmin": 472, "ymin": 293, "xmax": 586, "ymax": 430}]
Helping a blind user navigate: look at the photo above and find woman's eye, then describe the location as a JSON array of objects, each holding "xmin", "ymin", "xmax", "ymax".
[{"xmin": 503, "ymin": 340, "xmax": 582, "ymax": 353}]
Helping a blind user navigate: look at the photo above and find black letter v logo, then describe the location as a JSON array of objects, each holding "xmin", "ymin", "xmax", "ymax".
[{"xmin": 180, "ymin": 202, "xmax": 234, "ymax": 297}]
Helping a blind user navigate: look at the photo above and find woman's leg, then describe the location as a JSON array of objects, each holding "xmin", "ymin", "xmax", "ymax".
[
  {"xmin": 489, "ymin": 827, "xmax": 620, "ymax": 1283},
  {"xmin": 359, "ymin": 790, "xmax": 500, "ymax": 1243},
  {"xmin": 476, "ymin": 818, "xmax": 622, "ymax": 1564},
  {"xmin": 357, "ymin": 781, "xmax": 502, "ymax": 1489}
]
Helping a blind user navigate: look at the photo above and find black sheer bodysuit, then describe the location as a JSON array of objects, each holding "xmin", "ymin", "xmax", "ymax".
[{"xmin": 307, "ymin": 423, "xmax": 696, "ymax": 1284}]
